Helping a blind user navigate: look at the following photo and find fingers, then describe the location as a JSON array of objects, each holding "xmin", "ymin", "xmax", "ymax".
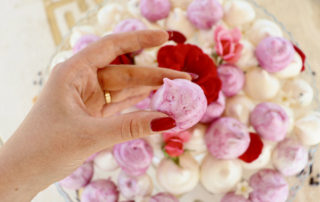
[
  {"xmin": 102, "ymin": 93, "xmax": 149, "ymax": 117},
  {"xmin": 109, "ymin": 86, "xmax": 157, "ymax": 103},
  {"xmin": 86, "ymin": 111, "xmax": 176, "ymax": 149},
  {"xmin": 98, "ymin": 66, "xmax": 191, "ymax": 91},
  {"xmin": 73, "ymin": 30, "xmax": 169, "ymax": 68}
]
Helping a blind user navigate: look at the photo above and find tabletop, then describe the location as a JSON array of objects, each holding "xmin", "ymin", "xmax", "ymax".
[{"xmin": 0, "ymin": 0, "xmax": 319, "ymax": 201}]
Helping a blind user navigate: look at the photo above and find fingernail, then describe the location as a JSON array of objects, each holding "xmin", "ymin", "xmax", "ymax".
[
  {"xmin": 188, "ymin": 73, "xmax": 199, "ymax": 80},
  {"xmin": 151, "ymin": 117, "xmax": 176, "ymax": 132}
]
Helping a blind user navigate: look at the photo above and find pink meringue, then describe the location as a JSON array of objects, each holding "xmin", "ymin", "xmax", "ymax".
[
  {"xmin": 255, "ymin": 37, "xmax": 295, "ymax": 73},
  {"xmin": 249, "ymin": 169, "xmax": 289, "ymax": 202},
  {"xmin": 73, "ymin": 34, "xmax": 100, "ymax": 54},
  {"xmin": 149, "ymin": 192, "xmax": 179, "ymax": 202},
  {"xmin": 59, "ymin": 162, "xmax": 93, "ymax": 190},
  {"xmin": 205, "ymin": 117, "xmax": 250, "ymax": 159},
  {"xmin": 250, "ymin": 102, "xmax": 289, "ymax": 142},
  {"xmin": 81, "ymin": 179, "xmax": 119, "ymax": 202},
  {"xmin": 201, "ymin": 92, "xmax": 226, "ymax": 123},
  {"xmin": 221, "ymin": 192, "xmax": 250, "ymax": 202},
  {"xmin": 187, "ymin": 0, "xmax": 223, "ymax": 30},
  {"xmin": 140, "ymin": 0, "xmax": 171, "ymax": 22},
  {"xmin": 151, "ymin": 79, "xmax": 207, "ymax": 133},
  {"xmin": 272, "ymin": 138, "xmax": 308, "ymax": 176},
  {"xmin": 113, "ymin": 19, "xmax": 147, "ymax": 33},
  {"xmin": 135, "ymin": 93, "xmax": 153, "ymax": 110},
  {"xmin": 218, "ymin": 64, "xmax": 245, "ymax": 97},
  {"xmin": 113, "ymin": 139, "xmax": 153, "ymax": 176},
  {"xmin": 118, "ymin": 172, "xmax": 152, "ymax": 199}
]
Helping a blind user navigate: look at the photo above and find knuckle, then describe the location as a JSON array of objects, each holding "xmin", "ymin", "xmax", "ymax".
[{"xmin": 121, "ymin": 116, "xmax": 145, "ymax": 140}]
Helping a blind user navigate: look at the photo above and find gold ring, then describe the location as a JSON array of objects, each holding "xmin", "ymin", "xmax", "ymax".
[{"xmin": 104, "ymin": 91, "xmax": 112, "ymax": 104}]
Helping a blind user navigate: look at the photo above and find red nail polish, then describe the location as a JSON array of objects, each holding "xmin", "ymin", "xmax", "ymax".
[
  {"xmin": 188, "ymin": 73, "xmax": 199, "ymax": 80},
  {"xmin": 151, "ymin": 117, "xmax": 176, "ymax": 132}
]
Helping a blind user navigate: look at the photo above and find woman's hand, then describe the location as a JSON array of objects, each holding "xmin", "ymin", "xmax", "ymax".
[{"xmin": 0, "ymin": 30, "xmax": 191, "ymax": 201}]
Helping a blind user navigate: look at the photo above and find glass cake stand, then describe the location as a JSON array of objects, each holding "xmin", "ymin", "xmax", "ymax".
[{"xmin": 44, "ymin": 0, "xmax": 320, "ymax": 201}]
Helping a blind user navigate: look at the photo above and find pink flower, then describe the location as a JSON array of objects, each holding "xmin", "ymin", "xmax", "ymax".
[
  {"xmin": 164, "ymin": 137, "xmax": 184, "ymax": 157},
  {"xmin": 163, "ymin": 130, "xmax": 191, "ymax": 143},
  {"xmin": 214, "ymin": 26, "xmax": 243, "ymax": 63}
]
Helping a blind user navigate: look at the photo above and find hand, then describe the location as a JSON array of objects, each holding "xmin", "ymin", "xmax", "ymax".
[{"xmin": 0, "ymin": 30, "xmax": 190, "ymax": 201}]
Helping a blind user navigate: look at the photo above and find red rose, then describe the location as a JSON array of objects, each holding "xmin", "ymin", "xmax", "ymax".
[
  {"xmin": 214, "ymin": 26, "xmax": 243, "ymax": 64},
  {"xmin": 164, "ymin": 137, "xmax": 184, "ymax": 157},
  {"xmin": 111, "ymin": 53, "xmax": 134, "ymax": 65},
  {"xmin": 157, "ymin": 43, "xmax": 222, "ymax": 103},
  {"xmin": 163, "ymin": 131, "xmax": 191, "ymax": 143},
  {"xmin": 293, "ymin": 44, "xmax": 306, "ymax": 72},
  {"xmin": 239, "ymin": 133, "xmax": 264, "ymax": 163},
  {"xmin": 167, "ymin": 30, "xmax": 187, "ymax": 44}
]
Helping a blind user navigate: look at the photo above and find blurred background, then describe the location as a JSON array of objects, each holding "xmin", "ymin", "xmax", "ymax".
[{"xmin": 0, "ymin": 0, "xmax": 319, "ymax": 201}]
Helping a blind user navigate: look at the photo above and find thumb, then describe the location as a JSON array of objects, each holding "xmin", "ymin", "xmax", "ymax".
[{"xmin": 88, "ymin": 111, "xmax": 176, "ymax": 149}]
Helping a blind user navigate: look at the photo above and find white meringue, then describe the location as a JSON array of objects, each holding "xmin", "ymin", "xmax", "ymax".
[
  {"xmin": 144, "ymin": 135, "xmax": 164, "ymax": 167},
  {"xmin": 50, "ymin": 50, "xmax": 73, "ymax": 71},
  {"xmin": 200, "ymin": 155, "xmax": 242, "ymax": 194},
  {"xmin": 127, "ymin": 0, "xmax": 141, "ymax": 17},
  {"xmin": 165, "ymin": 8, "xmax": 196, "ymax": 38},
  {"xmin": 246, "ymin": 19, "xmax": 283, "ymax": 45},
  {"xmin": 170, "ymin": 0, "xmax": 193, "ymax": 10},
  {"xmin": 240, "ymin": 141, "xmax": 273, "ymax": 170},
  {"xmin": 157, "ymin": 153, "xmax": 199, "ymax": 195},
  {"xmin": 279, "ymin": 79, "xmax": 314, "ymax": 108},
  {"xmin": 190, "ymin": 27, "xmax": 216, "ymax": 55},
  {"xmin": 225, "ymin": 95, "xmax": 255, "ymax": 126},
  {"xmin": 223, "ymin": 0, "xmax": 256, "ymax": 28},
  {"xmin": 294, "ymin": 112, "xmax": 320, "ymax": 146},
  {"xmin": 134, "ymin": 48, "xmax": 158, "ymax": 67},
  {"xmin": 97, "ymin": 4, "xmax": 127, "ymax": 31},
  {"xmin": 236, "ymin": 39, "xmax": 258, "ymax": 71},
  {"xmin": 69, "ymin": 25, "xmax": 96, "ymax": 48},
  {"xmin": 274, "ymin": 53, "xmax": 303, "ymax": 79},
  {"xmin": 185, "ymin": 124, "xmax": 207, "ymax": 155},
  {"xmin": 244, "ymin": 68, "xmax": 280, "ymax": 100},
  {"xmin": 281, "ymin": 105, "xmax": 295, "ymax": 133},
  {"xmin": 94, "ymin": 149, "xmax": 119, "ymax": 171}
]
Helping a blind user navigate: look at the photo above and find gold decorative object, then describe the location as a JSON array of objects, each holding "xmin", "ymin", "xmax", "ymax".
[{"xmin": 43, "ymin": 0, "xmax": 103, "ymax": 46}]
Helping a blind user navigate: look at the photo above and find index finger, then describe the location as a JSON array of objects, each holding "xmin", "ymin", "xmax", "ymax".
[
  {"xmin": 98, "ymin": 65, "xmax": 192, "ymax": 91},
  {"xmin": 72, "ymin": 30, "xmax": 169, "ymax": 68}
]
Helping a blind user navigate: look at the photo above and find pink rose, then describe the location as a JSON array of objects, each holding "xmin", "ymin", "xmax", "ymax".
[
  {"xmin": 214, "ymin": 26, "xmax": 243, "ymax": 63},
  {"xmin": 163, "ymin": 130, "xmax": 191, "ymax": 143},
  {"xmin": 164, "ymin": 136, "xmax": 184, "ymax": 157}
]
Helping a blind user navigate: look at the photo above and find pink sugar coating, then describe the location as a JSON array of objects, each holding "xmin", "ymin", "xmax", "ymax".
[
  {"xmin": 73, "ymin": 34, "xmax": 100, "ymax": 54},
  {"xmin": 151, "ymin": 79, "xmax": 207, "ymax": 133},
  {"xmin": 59, "ymin": 162, "xmax": 93, "ymax": 190},
  {"xmin": 149, "ymin": 192, "xmax": 179, "ymax": 202},
  {"xmin": 273, "ymin": 138, "xmax": 308, "ymax": 176},
  {"xmin": 81, "ymin": 179, "xmax": 119, "ymax": 202},
  {"xmin": 250, "ymin": 102, "xmax": 289, "ymax": 142},
  {"xmin": 255, "ymin": 37, "xmax": 295, "ymax": 73},
  {"xmin": 205, "ymin": 117, "xmax": 250, "ymax": 159},
  {"xmin": 187, "ymin": 0, "xmax": 224, "ymax": 30},
  {"xmin": 113, "ymin": 139, "xmax": 153, "ymax": 177},
  {"xmin": 249, "ymin": 169, "xmax": 289, "ymax": 202},
  {"xmin": 218, "ymin": 64, "xmax": 245, "ymax": 97},
  {"xmin": 201, "ymin": 92, "xmax": 226, "ymax": 123},
  {"xmin": 113, "ymin": 19, "xmax": 147, "ymax": 33},
  {"xmin": 140, "ymin": 0, "xmax": 171, "ymax": 22},
  {"xmin": 221, "ymin": 192, "xmax": 250, "ymax": 202}
]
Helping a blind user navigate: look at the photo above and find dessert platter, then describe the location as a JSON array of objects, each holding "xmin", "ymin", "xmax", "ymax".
[{"xmin": 48, "ymin": 0, "xmax": 320, "ymax": 201}]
